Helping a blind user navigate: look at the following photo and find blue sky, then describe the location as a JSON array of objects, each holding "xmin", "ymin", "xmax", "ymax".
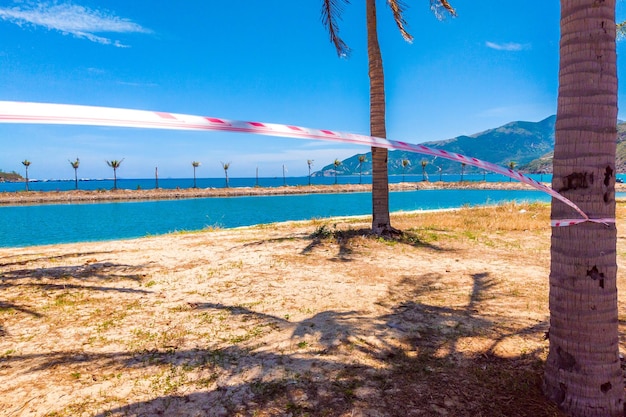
[{"xmin": 0, "ymin": 1, "xmax": 624, "ymax": 179}]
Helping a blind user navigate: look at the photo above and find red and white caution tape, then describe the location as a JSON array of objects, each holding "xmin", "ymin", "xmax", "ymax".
[
  {"xmin": 0, "ymin": 101, "xmax": 612, "ymax": 226},
  {"xmin": 551, "ymin": 218, "xmax": 615, "ymax": 227}
]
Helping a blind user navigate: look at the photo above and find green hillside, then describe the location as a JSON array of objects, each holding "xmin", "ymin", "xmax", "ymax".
[
  {"xmin": 617, "ymin": 125, "xmax": 626, "ymax": 171},
  {"xmin": 522, "ymin": 152, "xmax": 553, "ymax": 173},
  {"xmin": 520, "ymin": 121, "xmax": 626, "ymax": 173},
  {"xmin": 314, "ymin": 115, "xmax": 556, "ymax": 177},
  {"xmin": 315, "ymin": 116, "xmax": 626, "ymax": 177},
  {"xmin": 0, "ymin": 170, "xmax": 23, "ymax": 182}
]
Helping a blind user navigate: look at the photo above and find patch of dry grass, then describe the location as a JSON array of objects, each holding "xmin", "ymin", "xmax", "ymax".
[{"xmin": 2, "ymin": 201, "xmax": 626, "ymax": 416}]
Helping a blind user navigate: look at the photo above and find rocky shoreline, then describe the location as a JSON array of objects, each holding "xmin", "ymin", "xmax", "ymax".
[{"xmin": 1, "ymin": 181, "xmax": 625, "ymax": 206}]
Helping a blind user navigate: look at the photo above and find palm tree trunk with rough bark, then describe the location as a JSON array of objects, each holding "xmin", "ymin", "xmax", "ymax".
[
  {"xmin": 543, "ymin": 1, "xmax": 623, "ymax": 415},
  {"xmin": 367, "ymin": 0, "xmax": 392, "ymax": 235}
]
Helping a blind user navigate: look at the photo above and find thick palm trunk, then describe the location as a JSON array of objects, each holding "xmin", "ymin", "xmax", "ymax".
[
  {"xmin": 543, "ymin": 1, "xmax": 623, "ymax": 415},
  {"xmin": 367, "ymin": 0, "xmax": 393, "ymax": 235}
]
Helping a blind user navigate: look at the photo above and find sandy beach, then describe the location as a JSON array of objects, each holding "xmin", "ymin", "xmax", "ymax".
[
  {"xmin": 3, "ymin": 196, "xmax": 625, "ymax": 416},
  {"xmin": 2, "ymin": 183, "xmax": 626, "ymax": 416}
]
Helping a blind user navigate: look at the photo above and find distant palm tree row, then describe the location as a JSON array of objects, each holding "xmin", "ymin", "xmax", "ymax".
[
  {"xmin": 17, "ymin": 156, "xmax": 521, "ymax": 191},
  {"xmin": 17, "ymin": 158, "xmax": 311, "ymax": 191},
  {"xmin": 18, "ymin": 158, "xmax": 125, "ymax": 191},
  {"xmin": 17, "ymin": 158, "xmax": 226, "ymax": 191},
  {"xmin": 191, "ymin": 160, "xmax": 231, "ymax": 188}
]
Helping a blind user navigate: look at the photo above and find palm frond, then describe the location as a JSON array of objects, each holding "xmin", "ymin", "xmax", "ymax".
[
  {"xmin": 321, "ymin": 0, "xmax": 351, "ymax": 57},
  {"xmin": 618, "ymin": 21, "xmax": 626, "ymax": 40},
  {"xmin": 430, "ymin": 0, "xmax": 456, "ymax": 20},
  {"xmin": 387, "ymin": 0, "xmax": 413, "ymax": 43},
  {"xmin": 106, "ymin": 158, "xmax": 124, "ymax": 168}
]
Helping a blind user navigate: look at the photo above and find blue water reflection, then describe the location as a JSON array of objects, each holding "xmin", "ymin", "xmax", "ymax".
[{"xmin": 0, "ymin": 189, "xmax": 557, "ymax": 247}]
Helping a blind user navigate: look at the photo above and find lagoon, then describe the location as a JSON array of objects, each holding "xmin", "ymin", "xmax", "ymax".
[{"xmin": 0, "ymin": 188, "xmax": 556, "ymax": 248}]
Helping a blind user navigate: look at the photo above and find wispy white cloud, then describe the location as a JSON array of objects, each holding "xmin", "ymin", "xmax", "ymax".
[
  {"xmin": 485, "ymin": 41, "xmax": 529, "ymax": 52},
  {"xmin": 116, "ymin": 80, "xmax": 158, "ymax": 88},
  {"xmin": 86, "ymin": 67, "xmax": 106, "ymax": 75},
  {"xmin": 0, "ymin": 1, "xmax": 150, "ymax": 47}
]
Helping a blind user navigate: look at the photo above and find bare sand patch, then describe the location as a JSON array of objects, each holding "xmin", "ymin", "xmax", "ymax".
[{"xmin": 2, "ymin": 201, "xmax": 625, "ymax": 416}]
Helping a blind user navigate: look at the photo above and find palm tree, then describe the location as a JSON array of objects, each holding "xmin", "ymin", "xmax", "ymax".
[
  {"xmin": 420, "ymin": 160, "xmax": 429, "ymax": 182},
  {"xmin": 69, "ymin": 158, "xmax": 80, "ymax": 190},
  {"xmin": 322, "ymin": 0, "xmax": 455, "ymax": 235},
  {"xmin": 401, "ymin": 159, "xmax": 410, "ymax": 182},
  {"xmin": 106, "ymin": 159, "xmax": 124, "ymax": 190},
  {"xmin": 21, "ymin": 159, "xmax": 31, "ymax": 191},
  {"xmin": 543, "ymin": 1, "xmax": 623, "ymax": 415},
  {"xmin": 357, "ymin": 155, "xmax": 367, "ymax": 184},
  {"xmin": 333, "ymin": 158, "xmax": 341, "ymax": 185},
  {"xmin": 221, "ymin": 161, "xmax": 231, "ymax": 188},
  {"xmin": 191, "ymin": 161, "xmax": 200, "ymax": 188},
  {"xmin": 507, "ymin": 161, "xmax": 516, "ymax": 182},
  {"xmin": 307, "ymin": 159, "xmax": 314, "ymax": 186}
]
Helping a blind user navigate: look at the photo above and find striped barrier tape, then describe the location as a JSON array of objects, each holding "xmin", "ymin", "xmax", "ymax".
[
  {"xmin": 0, "ymin": 101, "xmax": 612, "ymax": 227},
  {"xmin": 551, "ymin": 218, "xmax": 615, "ymax": 227}
]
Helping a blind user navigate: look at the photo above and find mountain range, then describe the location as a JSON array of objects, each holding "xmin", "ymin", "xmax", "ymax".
[{"xmin": 315, "ymin": 115, "xmax": 626, "ymax": 177}]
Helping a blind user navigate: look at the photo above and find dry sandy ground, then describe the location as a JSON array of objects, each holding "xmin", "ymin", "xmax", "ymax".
[{"xmin": 1, "ymin": 201, "xmax": 625, "ymax": 416}]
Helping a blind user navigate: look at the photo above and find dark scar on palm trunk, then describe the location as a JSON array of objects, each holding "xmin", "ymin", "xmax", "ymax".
[{"xmin": 559, "ymin": 172, "xmax": 593, "ymax": 193}]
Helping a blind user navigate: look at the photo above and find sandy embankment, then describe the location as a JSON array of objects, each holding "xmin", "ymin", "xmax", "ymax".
[
  {"xmin": 0, "ymin": 203, "xmax": 561, "ymax": 416},
  {"xmin": 1, "ymin": 180, "xmax": 609, "ymax": 206},
  {"xmin": 4, "ymin": 201, "xmax": 626, "ymax": 416}
]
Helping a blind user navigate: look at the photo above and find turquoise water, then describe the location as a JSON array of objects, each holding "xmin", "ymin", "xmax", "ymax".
[{"xmin": 0, "ymin": 189, "xmax": 555, "ymax": 248}]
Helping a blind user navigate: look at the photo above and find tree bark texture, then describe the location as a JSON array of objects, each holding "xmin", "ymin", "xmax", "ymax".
[
  {"xmin": 367, "ymin": 0, "xmax": 392, "ymax": 235},
  {"xmin": 544, "ymin": 1, "xmax": 623, "ymax": 415}
]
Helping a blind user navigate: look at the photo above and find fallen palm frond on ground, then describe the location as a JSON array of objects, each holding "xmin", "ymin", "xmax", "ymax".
[{"xmin": 2, "ymin": 201, "xmax": 625, "ymax": 416}]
